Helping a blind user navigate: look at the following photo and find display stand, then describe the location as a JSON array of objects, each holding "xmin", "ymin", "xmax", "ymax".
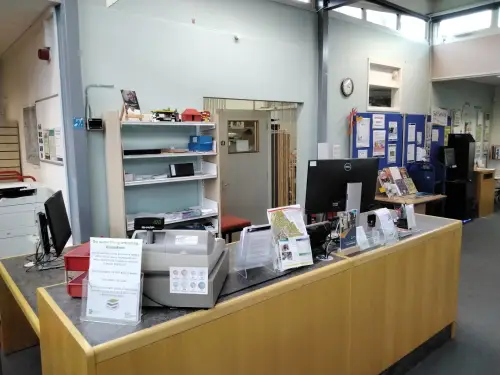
[
  {"xmin": 80, "ymin": 274, "xmax": 144, "ymax": 326},
  {"xmin": 235, "ymin": 225, "xmax": 277, "ymax": 279}
]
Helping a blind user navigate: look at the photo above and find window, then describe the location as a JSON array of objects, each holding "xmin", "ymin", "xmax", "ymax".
[
  {"xmin": 439, "ymin": 10, "xmax": 492, "ymax": 40},
  {"xmin": 400, "ymin": 15, "xmax": 427, "ymax": 40},
  {"xmin": 228, "ymin": 120, "xmax": 259, "ymax": 153},
  {"xmin": 366, "ymin": 9, "xmax": 397, "ymax": 29},
  {"xmin": 333, "ymin": 6, "xmax": 362, "ymax": 19}
]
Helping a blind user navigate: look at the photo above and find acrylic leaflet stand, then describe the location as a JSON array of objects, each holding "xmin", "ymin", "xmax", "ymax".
[
  {"xmin": 235, "ymin": 225, "xmax": 277, "ymax": 279},
  {"xmin": 80, "ymin": 274, "xmax": 144, "ymax": 326}
]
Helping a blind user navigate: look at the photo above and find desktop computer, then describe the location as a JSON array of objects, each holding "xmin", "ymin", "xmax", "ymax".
[
  {"xmin": 30, "ymin": 190, "xmax": 72, "ymax": 270},
  {"xmin": 305, "ymin": 158, "xmax": 379, "ymax": 215}
]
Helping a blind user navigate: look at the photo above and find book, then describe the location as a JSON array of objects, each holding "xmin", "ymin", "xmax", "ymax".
[
  {"xmin": 378, "ymin": 169, "xmax": 400, "ymax": 197},
  {"xmin": 399, "ymin": 167, "xmax": 418, "ymax": 195},
  {"xmin": 389, "ymin": 167, "xmax": 409, "ymax": 196}
]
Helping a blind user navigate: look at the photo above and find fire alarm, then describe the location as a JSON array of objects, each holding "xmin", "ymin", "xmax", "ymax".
[{"xmin": 38, "ymin": 47, "xmax": 51, "ymax": 62}]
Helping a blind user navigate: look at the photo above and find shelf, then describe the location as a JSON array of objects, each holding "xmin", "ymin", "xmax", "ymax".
[
  {"xmin": 123, "ymin": 151, "xmax": 216, "ymax": 160},
  {"xmin": 125, "ymin": 173, "xmax": 217, "ymax": 187},
  {"xmin": 122, "ymin": 121, "xmax": 215, "ymax": 129},
  {"xmin": 127, "ymin": 212, "xmax": 219, "ymax": 231}
]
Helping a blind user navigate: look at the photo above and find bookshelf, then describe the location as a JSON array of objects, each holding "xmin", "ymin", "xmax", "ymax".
[{"xmin": 104, "ymin": 111, "xmax": 221, "ymax": 238}]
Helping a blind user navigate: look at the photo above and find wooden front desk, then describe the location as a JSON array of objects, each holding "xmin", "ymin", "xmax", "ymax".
[
  {"xmin": 0, "ymin": 215, "xmax": 462, "ymax": 375},
  {"xmin": 474, "ymin": 168, "xmax": 495, "ymax": 217}
]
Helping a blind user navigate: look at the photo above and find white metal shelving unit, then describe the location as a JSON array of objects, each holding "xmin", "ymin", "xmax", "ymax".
[{"xmin": 105, "ymin": 111, "xmax": 221, "ymax": 238}]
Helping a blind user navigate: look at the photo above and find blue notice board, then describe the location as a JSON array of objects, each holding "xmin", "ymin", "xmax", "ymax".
[
  {"xmin": 351, "ymin": 112, "xmax": 404, "ymax": 169},
  {"xmin": 404, "ymin": 114, "xmax": 426, "ymax": 166}
]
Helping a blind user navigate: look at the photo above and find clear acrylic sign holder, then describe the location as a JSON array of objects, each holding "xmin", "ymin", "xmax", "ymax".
[
  {"xmin": 80, "ymin": 274, "xmax": 144, "ymax": 326},
  {"xmin": 235, "ymin": 225, "xmax": 277, "ymax": 279}
]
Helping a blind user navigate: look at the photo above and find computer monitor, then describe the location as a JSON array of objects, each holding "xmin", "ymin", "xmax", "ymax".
[
  {"xmin": 305, "ymin": 158, "xmax": 379, "ymax": 215},
  {"xmin": 44, "ymin": 190, "xmax": 72, "ymax": 257},
  {"xmin": 443, "ymin": 148, "xmax": 456, "ymax": 167}
]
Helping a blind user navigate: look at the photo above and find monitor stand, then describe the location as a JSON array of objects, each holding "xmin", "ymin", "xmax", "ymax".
[{"xmin": 346, "ymin": 182, "xmax": 362, "ymax": 226}]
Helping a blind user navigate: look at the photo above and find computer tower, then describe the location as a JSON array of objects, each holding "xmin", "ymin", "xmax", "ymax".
[{"xmin": 445, "ymin": 133, "xmax": 476, "ymax": 220}]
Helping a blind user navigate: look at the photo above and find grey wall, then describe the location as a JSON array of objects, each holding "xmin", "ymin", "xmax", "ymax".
[
  {"xmin": 432, "ymin": 34, "xmax": 500, "ymax": 80},
  {"xmin": 328, "ymin": 15, "xmax": 431, "ymax": 157},
  {"xmin": 78, "ymin": 0, "xmax": 317, "ymax": 235},
  {"xmin": 432, "ymin": 80, "xmax": 495, "ymax": 115}
]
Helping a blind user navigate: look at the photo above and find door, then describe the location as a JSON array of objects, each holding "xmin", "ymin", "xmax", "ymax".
[{"xmin": 218, "ymin": 110, "xmax": 271, "ymax": 225}]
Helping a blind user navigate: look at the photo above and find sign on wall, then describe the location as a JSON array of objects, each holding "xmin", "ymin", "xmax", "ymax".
[{"xmin": 431, "ymin": 107, "xmax": 448, "ymax": 126}]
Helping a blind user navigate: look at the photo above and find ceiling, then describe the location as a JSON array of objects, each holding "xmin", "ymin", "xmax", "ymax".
[
  {"xmin": 0, "ymin": 0, "xmax": 52, "ymax": 56},
  {"xmin": 465, "ymin": 75, "xmax": 500, "ymax": 85}
]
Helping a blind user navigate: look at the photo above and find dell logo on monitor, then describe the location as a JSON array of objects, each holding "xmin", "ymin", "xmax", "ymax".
[{"xmin": 344, "ymin": 163, "xmax": 352, "ymax": 172}]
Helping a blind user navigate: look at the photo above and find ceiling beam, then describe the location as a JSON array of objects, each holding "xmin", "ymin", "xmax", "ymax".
[
  {"xmin": 324, "ymin": 0, "xmax": 362, "ymax": 11},
  {"xmin": 366, "ymin": 0, "xmax": 430, "ymax": 21}
]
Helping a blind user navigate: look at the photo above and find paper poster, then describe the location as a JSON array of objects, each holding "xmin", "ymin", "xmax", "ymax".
[
  {"xmin": 356, "ymin": 117, "xmax": 371, "ymax": 148},
  {"xmin": 373, "ymin": 130, "xmax": 386, "ymax": 157},
  {"xmin": 476, "ymin": 123, "xmax": 483, "ymax": 141},
  {"xmin": 452, "ymin": 109, "xmax": 462, "ymax": 128},
  {"xmin": 358, "ymin": 149, "xmax": 368, "ymax": 159},
  {"xmin": 54, "ymin": 128, "xmax": 64, "ymax": 162},
  {"xmin": 432, "ymin": 129, "xmax": 439, "ymax": 142},
  {"xmin": 332, "ymin": 144, "xmax": 341, "ymax": 159},
  {"xmin": 432, "ymin": 107, "xmax": 448, "ymax": 126},
  {"xmin": 407, "ymin": 144, "xmax": 415, "ymax": 162},
  {"xmin": 417, "ymin": 147, "xmax": 426, "ymax": 161},
  {"xmin": 86, "ymin": 238, "xmax": 143, "ymax": 323},
  {"xmin": 373, "ymin": 114, "xmax": 385, "ymax": 129},
  {"xmin": 388, "ymin": 122, "xmax": 398, "ymax": 140},
  {"xmin": 408, "ymin": 124, "xmax": 416, "ymax": 142},
  {"xmin": 444, "ymin": 126, "xmax": 452, "ymax": 146},
  {"xmin": 416, "ymin": 131, "xmax": 423, "ymax": 145},
  {"xmin": 388, "ymin": 144, "xmax": 397, "ymax": 163}
]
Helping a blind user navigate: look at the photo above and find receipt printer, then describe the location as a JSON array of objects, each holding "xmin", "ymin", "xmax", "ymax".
[{"xmin": 132, "ymin": 229, "xmax": 228, "ymax": 308}]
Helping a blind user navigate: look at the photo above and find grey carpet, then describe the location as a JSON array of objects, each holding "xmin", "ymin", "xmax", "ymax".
[
  {"xmin": 2, "ymin": 214, "xmax": 500, "ymax": 375},
  {"xmin": 409, "ymin": 213, "xmax": 500, "ymax": 374}
]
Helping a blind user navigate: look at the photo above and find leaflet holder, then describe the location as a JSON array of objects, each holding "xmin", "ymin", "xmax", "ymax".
[
  {"xmin": 80, "ymin": 274, "xmax": 144, "ymax": 326},
  {"xmin": 235, "ymin": 225, "xmax": 277, "ymax": 279}
]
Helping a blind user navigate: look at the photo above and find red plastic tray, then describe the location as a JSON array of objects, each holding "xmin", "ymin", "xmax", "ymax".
[
  {"xmin": 67, "ymin": 272, "xmax": 88, "ymax": 298},
  {"xmin": 64, "ymin": 242, "xmax": 90, "ymax": 272}
]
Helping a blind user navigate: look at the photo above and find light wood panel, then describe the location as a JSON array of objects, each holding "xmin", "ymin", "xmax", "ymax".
[
  {"xmin": 0, "ymin": 128, "xmax": 18, "ymax": 136},
  {"xmin": 0, "ymin": 267, "xmax": 38, "ymax": 353},
  {"xmin": 0, "ymin": 152, "xmax": 20, "ymax": 160},
  {"xmin": 96, "ymin": 270, "xmax": 351, "ymax": 375},
  {"xmin": 0, "ymin": 160, "xmax": 20, "ymax": 168},
  {"xmin": 38, "ymin": 288, "xmax": 95, "ymax": 375},
  {"xmin": 0, "ymin": 144, "xmax": 19, "ymax": 152},
  {"xmin": 0, "ymin": 136, "xmax": 18, "ymax": 144},
  {"xmin": 348, "ymin": 223, "xmax": 462, "ymax": 375},
  {"xmin": 475, "ymin": 171, "xmax": 495, "ymax": 217}
]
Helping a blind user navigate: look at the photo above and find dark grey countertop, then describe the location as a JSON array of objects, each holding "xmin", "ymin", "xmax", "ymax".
[
  {"xmin": 1, "ymin": 255, "xmax": 66, "ymax": 313},
  {"xmin": 45, "ymin": 254, "xmax": 346, "ymax": 347}
]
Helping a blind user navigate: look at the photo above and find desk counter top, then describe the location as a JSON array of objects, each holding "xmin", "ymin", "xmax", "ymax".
[{"xmin": 44, "ymin": 254, "xmax": 347, "ymax": 347}]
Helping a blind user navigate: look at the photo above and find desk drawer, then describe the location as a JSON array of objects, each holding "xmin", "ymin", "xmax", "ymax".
[
  {"xmin": 0, "ymin": 210, "xmax": 37, "ymax": 231},
  {"xmin": 0, "ymin": 226, "xmax": 38, "ymax": 239}
]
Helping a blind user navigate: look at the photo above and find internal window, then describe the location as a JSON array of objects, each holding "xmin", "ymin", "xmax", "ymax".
[{"xmin": 366, "ymin": 9, "xmax": 397, "ymax": 30}]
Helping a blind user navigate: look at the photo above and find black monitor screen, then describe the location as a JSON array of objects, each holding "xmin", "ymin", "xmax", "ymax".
[
  {"xmin": 305, "ymin": 158, "xmax": 379, "ymax": 214},
  {"xmin": 444, "ymin": 148, "xmax": 456, "ymax": 167},
  {"xmin": 44, "ymin": 190, "xmax": 72, "ymax": 257}
]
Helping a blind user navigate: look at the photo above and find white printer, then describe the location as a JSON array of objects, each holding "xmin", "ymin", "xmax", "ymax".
[
  {"xmin": 132, "ymin": 229, "xmax": 229, "ymax": 308},
  {"xmin": 0, "ymin": 182, "xmax": 54, "ymax": 257}
]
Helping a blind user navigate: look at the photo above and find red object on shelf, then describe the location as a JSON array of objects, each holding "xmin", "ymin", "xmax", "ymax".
[
  {"xmin": 64, "ymin": 242, "xmax": 90, "ymax": 297},
  {"xmin": 64, "ymin": 242, "xmax": 90, "ymax": 271},
  {"xmin": 67, "ymin": 272, "xmax": 88, "ymax": 298},
  {"xmin": 181, "ymin": 109, "xmax": 202, "ymax": 122},
  {"xmin": 0, "ymin": 171, "xmax": 36, "ymax": 182}
]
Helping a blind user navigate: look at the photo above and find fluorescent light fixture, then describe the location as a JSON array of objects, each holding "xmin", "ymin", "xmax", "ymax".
[{"xmin": 295, "ymin": 0, "xmax": 310, "ymax": 2}]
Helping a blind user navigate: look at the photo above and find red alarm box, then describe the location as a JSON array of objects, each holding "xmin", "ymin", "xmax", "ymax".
[{"xmin": 64, "ymin": 242, "xmax": 90, "ymax": 297}]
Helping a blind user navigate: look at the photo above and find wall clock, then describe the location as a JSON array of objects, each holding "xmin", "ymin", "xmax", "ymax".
[{"xmin": 341, "ymin": 78, "xmax": 354, "ymax": 97}]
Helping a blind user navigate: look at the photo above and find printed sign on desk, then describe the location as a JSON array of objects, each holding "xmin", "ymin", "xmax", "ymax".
[{"xmin": 85, "ymin": 238, "xmax": 143, "ymax": 324}]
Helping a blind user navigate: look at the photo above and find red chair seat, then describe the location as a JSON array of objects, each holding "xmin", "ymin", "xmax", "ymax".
[{"xmin": 221, "ymin": 215, "xmax": 251, "ymax": 232}]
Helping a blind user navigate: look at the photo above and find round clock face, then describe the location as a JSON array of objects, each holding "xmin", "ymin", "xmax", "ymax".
[{"xmin": 341, "ymin": 78, "xmax": 354, "ymax": 97}]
